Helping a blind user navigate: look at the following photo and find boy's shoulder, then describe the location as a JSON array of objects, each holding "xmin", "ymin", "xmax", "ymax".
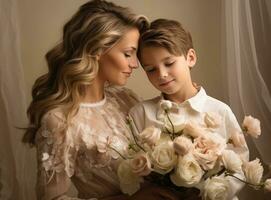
[{"xmin": 204, "ymin": 93, "xmax": 232, "ymax": 114}]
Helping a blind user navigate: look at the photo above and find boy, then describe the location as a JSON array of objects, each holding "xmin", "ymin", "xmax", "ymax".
[{"xmin": 129, "ymin": 19, "xmax": 249, "ymax": 200}]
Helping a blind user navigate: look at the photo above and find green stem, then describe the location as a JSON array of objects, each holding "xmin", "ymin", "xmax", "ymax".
[
  {"xmin": 225, "ymin": 172, "xmax": 264, "ymax": 189},
  {"xmin": 129, "ymin": 144, "xmax": 139, "ymax": 152},
  {"xmin": 126, "ymin": 117, "xmax": 146, "ymax": 152},
  {"xmin": 108, "ymin": 146, "xmax": 127, "ymax": 160},
  {"xmin": 165, "ymin": 110, "xmax": 175, "ymax": 139}
]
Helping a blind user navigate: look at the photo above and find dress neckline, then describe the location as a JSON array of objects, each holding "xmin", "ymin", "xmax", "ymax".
[{"xmin": 79, "ymin": 95, "xmax": 107, "ymax": 108}]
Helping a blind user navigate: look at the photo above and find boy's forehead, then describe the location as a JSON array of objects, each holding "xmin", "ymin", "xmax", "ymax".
[{"xmin": 140, "ymin": 46, "xmax": 173, "ymax": 65}]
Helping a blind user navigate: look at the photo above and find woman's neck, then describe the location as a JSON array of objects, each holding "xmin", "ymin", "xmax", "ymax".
[{"xmin": 81, "ymin": 78, "xmax": 105, "ymax": 103}]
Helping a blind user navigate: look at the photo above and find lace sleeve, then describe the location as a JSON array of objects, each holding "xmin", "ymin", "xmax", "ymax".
[
  {"xmin": 35, "ymin": 110, "xmax": 96, "ymax": 200},
  {"xmin": 128, "ymin": 102, "xmax": 146, "ymax": 135}
]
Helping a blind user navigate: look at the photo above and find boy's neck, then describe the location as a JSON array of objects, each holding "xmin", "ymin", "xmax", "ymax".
[{"xmin": 163, "ymin": 84, "xmax": 198, "ymax": 104}]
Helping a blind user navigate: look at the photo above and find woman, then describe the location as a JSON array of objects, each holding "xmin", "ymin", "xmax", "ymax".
[{"xmin": 23, "ymin": 0, "xmax": 182, "ymax": 199}]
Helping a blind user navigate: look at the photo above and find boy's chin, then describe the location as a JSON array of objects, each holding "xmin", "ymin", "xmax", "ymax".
[{"xmin": 160, "ymin": 89, "xmax": 178, "ymax": 95}]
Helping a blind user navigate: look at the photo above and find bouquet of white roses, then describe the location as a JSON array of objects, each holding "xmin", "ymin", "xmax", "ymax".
[{"xmin": 116, "ymin": 100, "xmax": 271, "ymax": 200}]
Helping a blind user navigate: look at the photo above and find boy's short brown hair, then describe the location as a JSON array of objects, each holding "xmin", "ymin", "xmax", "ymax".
[{"xmin": 138, "ymin": 18, "xmax": 193, "ymax": 60}]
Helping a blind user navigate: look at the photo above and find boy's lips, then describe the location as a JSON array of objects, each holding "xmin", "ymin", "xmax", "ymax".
[{"xmin": 159, "ymin": 79, "xmax": 174, "ymax": 87}]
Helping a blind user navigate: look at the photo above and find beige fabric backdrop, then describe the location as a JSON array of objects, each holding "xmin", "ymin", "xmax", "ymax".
[{"xmin": 0, "ymin": 0, "xmax": 269, "ymax": 199}]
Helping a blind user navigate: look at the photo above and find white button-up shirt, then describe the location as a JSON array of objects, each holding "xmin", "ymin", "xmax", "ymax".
[{"xmin": 129, "ymin": 87, "xmax": 249, "ymax": 200}]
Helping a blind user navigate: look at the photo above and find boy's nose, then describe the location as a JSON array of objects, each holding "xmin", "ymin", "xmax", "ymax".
[{"xmin": 159, "ymin": 68, "xmax": 168, "ymax": 78}]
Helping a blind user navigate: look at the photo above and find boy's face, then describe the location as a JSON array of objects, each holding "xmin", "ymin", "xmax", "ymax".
[{"xmin": 140, "ymin": 46, "xmax": 196, "ymax": 96}]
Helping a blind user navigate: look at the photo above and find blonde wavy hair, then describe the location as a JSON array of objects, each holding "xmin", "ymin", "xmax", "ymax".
[{"xmin": 23, "ymin": 0, "xmax": 149, "ymax": 146}]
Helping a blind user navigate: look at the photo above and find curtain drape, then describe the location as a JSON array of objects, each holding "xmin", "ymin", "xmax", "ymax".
[
  {"xmin": 0, "ymin": 0, "xmax": 36, "ymax": 199},
  {"xmin": 221, "ymin": 0, "xmax": 271, "ymax": 199}
]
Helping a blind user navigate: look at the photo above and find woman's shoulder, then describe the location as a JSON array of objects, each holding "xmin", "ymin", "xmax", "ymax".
[
  {"xmin": 105, "ymin": 86, "xmax": 141, "ymax": 108},
  {"xmin": 106, "ymin": 86, "xmax": 140, "ymax": 99},
  {"xmin": 40, "ymin": 108, "xmax": 67, "ymax": 131}
]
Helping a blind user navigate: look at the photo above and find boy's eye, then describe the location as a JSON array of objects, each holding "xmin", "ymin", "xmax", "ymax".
[{"xmin": 165, "ymin": 61, "xmax": 175, "ymax": 67}]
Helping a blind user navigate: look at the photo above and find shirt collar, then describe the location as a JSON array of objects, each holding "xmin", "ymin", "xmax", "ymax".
[
  {"xmin": 187, "ymin": 87, "xmax": 207, "ymax": 113},
  {"xmin": 158, "ymin": 87, "xmax": 207, "ymax": 113}
]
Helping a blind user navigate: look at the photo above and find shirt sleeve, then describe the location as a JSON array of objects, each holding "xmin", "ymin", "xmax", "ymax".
[
  {"xmin": 35, "ymin": 110, "xmax": 97, "ymax": 200},
  {"xmin": 224, "ymin": 105, "xmax": 249, "ymax": 199}
]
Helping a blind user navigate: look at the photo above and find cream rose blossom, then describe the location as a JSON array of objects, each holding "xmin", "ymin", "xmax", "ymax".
[
  {"xmin": 230, "ymin": 130, "xmax": 246, "ymax": 148},
  {"xmin": 150, "ymin": 140, "xmax": 177, "ymax": 174},
  {"xmin": 130, "ymin": 152, "xmax": 152, "ymax": 176},
  {"xmin": 193, "ymin": 133, "xmax": 226, "ymax": 170},
  {"xmin": 139, "ymin": 126, "xmax": 161, "ymax": 147},
  {"xmin": 204, "ymin": 112, "xmax": 221, "ymax": 129},
  {"xmin": 222, "ymin": 150, "xmax": 242, "ymax": 173},
  {"xmin": 242, "ymin": 115, "xmax": 261, "ymax": 138},
  {"xmin": 170, "ymin": 153, "xmax": 203, "ymax": 187},
  {"xmin": 183, "ymin": 121, "xmax": 205, "ymax": 138},
  {"xmin": 243, "ymin": 158, "xmax": 263, "ymax": 185},
  {"xmin": 118, "ymin": 160, "xmax": 143, "ymax": 195},
  {"xmin": 203, "ymin": 176, "xmax": 230, "ymax": 200},
  {"xmin": 173, "ymin": 135, "xmax": 193, "ymax": 156}
]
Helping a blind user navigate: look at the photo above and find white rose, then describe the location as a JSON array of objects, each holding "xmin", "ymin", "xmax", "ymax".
[
  {"xmin": 203, "ymin": 176, "xmax": 230, "ymax": 200},
  {"xmin": 117, "ymin": 160, "xmax": 143, "ymax": 195},
  {"xmin": 42, "ymin": 152, "xmax": 50, "ymax": 161},
  {"xmin": 230, "ymin": 130, "xmax": 246, "ymax": 148},
  {"xmin": 222, "ymin": 150, "xmax": 242, "ymax": 173},
  {"xmin": 150, "ymin": 140, "xmax": 177, "ymax": 174},
  {"xmin": 139, "ymin": 126, "xmax": 161, "ymax": 147},
  {"xmin": 130, "ymin": 152, "xmax": 152, "ymax": 176},
  {"xmin": 173, "ymin": 135, "xmax": 193, "ymax": 156},
  {"xmin": 183, "ymin": 121, "xmax": 205, "ymax": 138},
  {"xmin": 170, "ymin": 153, "xmax": 203, "ymax": 187},
  {"xmin": 160, "ymin": 100, "xmax": 173, "ymax": 110},
  {"xmin": 95, "ymin": 135, "xmax": 109, "ymax": 153},
  {"xmin": 264, "ymin": 179, "xmax": 271, "ymax": 192},
  {"xmin": 204, "ymin": 112, "xmax": 221, "ymax": 129},
  {"xmin": 242, "ymin": 115, "xmax": 261, "ymax": 138},
  {"xmin": 41, "ymin": 152, "xmax": 53, "ymax": 171},
  {"xmin": 193, "ymin": 133, "xmax": 226, "ymax": 170},
  {"xmin": 243, "ymin": 158, "xmax": 263, "ymax": 185}
]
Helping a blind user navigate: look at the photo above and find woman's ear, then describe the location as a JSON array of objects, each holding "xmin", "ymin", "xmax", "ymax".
[{"xmin": 186, "ymin": 48, "xmax": 197, "ymax": 69}]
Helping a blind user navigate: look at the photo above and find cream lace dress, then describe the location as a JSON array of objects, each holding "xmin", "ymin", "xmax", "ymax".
[{"xmin": 35, "ymin": 87, "xmax": 140, "ymax": 200}]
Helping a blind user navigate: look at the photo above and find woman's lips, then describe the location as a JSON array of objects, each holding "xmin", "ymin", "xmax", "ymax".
[{"xmin": 123, "ymin": 72, "xmax": 132, "ymax": 77}]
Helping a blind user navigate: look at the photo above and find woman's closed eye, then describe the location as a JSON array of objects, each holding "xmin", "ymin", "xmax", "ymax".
[
  {"xmin": 124, "ymin": 52, "xmax": 132, "ymax": 57},
  {"xmin": 144, "ymin": 66, "xmax": 156, "ymax": 73}
]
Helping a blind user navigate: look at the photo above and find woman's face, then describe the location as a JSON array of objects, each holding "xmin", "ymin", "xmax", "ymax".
[{"xmin": 98, "ymin": 28, "xmax": 140, "ymax": 86}]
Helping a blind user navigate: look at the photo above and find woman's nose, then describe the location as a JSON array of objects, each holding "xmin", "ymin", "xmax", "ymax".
[{"xmin": 129, "ymin": 56, "xmax": 139, "ymax": 69}]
